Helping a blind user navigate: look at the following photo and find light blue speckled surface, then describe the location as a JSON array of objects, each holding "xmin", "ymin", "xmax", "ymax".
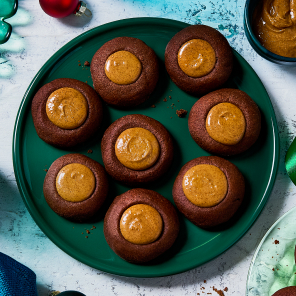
[{"xmin": 1, "ymin": 0, "xmax": 296, "ymax": 295}]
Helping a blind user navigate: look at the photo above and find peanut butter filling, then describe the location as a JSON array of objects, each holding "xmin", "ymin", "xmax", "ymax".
[
  {"xmin": 206, "ymin": 103, "xmax": 246, "ymax": 145},
  {"xmin": 46, "ymin": 87, "xmax": 88, "ymax": 130},
  {"xmin": 56, "ymin": 163, "xmax": 95, "ymax": 202},
  {"xmin": 182, "ymin": 164, "xmax": 228, "ymax": 208},
  {"xmin": 105, "ymin": 50, "xmax": 142, "ymax": 85},
  {"xmin": 120, "ymin": 204, "xmax": 163, "ymax": 245},
  {"xmin": 115, "ymin": 127, "xmax": 160, "ymax": 170},
  {"xmin": 177, "ymin": 39, "xmax": 216, "ymax": 78},
  {"xmin": 253, "ymin": 0, "xmax": 296, "ymax": 58}
]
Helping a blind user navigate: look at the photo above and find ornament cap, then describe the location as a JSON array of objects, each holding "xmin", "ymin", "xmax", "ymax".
[{"xmin": 75, "ymin": 1, "xmax": 92, "ymax": 17}]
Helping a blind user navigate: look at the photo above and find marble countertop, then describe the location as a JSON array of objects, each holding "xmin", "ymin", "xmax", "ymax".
[{"xmin": 1, "ymin": 0, "xmax": 296, "ymax": 295}]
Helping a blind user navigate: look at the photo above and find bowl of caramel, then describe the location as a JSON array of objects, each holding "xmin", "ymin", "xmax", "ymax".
[{"xmin": 244, "ymin": 0, "xmax": 296, "ymax": 65}]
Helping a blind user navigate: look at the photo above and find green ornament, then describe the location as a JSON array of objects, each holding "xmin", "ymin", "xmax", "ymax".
[{"xmin": 285, "ymin": 137, "xmax": 296, "ymax": 185}]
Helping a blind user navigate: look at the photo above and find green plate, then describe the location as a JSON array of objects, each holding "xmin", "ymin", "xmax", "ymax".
[{"xmin": 13, "ymin": 18, "xmax": 279, "ymax": 278}]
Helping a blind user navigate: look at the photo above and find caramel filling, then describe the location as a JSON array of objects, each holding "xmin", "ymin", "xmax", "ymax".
[
  {"xmin": 115, "ymin": 127, "xmax": 160, "ymax": 170},
  {"xmin": 178, "ymin": 39, "xmax": 216, "ymax": 78},
  {"xmin": 56, "ymin": 163, "xmax": 95, "ymax": 202},
  {"xmin": 105, "ymin": 50, "xmax": 142, "ymax": 85},
  {"xmin": 253, "ymin": 0, "xmax": 296, "ymax": 58},
  {"xmin": 182, "ymin": 164, "xmax": 228, "ymax": 207},
  {"xmin": 206, "ymin": 103, "xmax": 246, "ymax": 145},
  {"xmin": 46, "ymin": 87, "xmax": 88, "ymax": 130},
  {"xmin": 120, "ymin": 204, "xmax": 163, "ymax": 245}
]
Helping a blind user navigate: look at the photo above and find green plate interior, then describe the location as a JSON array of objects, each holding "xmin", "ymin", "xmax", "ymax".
[{"xmin": 13, "ymin": 18, "xmax": 279, "ymax": 278}]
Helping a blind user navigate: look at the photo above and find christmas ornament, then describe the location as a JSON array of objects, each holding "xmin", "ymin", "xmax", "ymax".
[{"xmin": 39, "ymin": 0, "xmax": 91, "ymax": 18}]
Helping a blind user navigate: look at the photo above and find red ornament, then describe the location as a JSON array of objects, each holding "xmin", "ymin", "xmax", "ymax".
[{"xmin": 39, "ymin": 0, "xmax": 88, "ymax": 18}]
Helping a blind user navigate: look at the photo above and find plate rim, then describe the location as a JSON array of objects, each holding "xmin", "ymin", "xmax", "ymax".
[{"xmin": 12, "ymin": 17, "xmax": 280, "ymax": 278}]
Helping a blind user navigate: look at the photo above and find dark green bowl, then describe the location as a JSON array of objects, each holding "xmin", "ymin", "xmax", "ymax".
[
  {"xmin": 58, "ymin": 291, "xmax": 86, "ymax": 296},
  {"xmin": 244, "ymin": 0, "xmax": 296, "ymax": 66}
]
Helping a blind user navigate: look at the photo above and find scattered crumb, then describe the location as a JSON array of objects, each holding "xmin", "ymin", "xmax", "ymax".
[
  {"xmin": 92, "ymin": 225, "xmax": 96, "ymax": 229},
  {"xmin": 44, "ymin": 169, "xmax": 48, "ymax": 172},
  {"xmin": 78, "ymin": 60, "xmax": 80, "ymax": 62},
  {"xmin": 170, "ymin": 117, "xmax": 172, "ymax": 119},
  {"xmin": 204, "ymin": 280, "xmax": 207, "ymax": 283},
  {"xmin": 87, "ymin": 149, "xmax": 93, "ymax": 154},
  {"xmin": 86, "ymin": 230, "xmax": 90, "ymax": 234},
  {"xmin": 224, "ymin": 288, "xmax": 228, "ymax": 292},
  {"xmin": 81, "ymin": 232, "xmax": 83, "ymax": 234},
  {"xmin": 84, "ymin": 61, "xmax": 90, "ymax": 66},
  {"xmin": 272, "ymin": 268, "xmax": 275, "ymax": 271},
  {"xmin": 163, "ymin": 98, "xmax": 167, "ymax": 102},
  {"xmin": 151, "ymin": 104, "xmax": 156, "ymax": 108},
  {"xmin": 78, "ymin": 63, "xmax": 81, "ymax": 66},
  {"xmin": 169, "ymin": 95, "xmax": 172, "ymax": 99},
  {"xmin": 85, "ymin": 81, "xmax": 88, "ymax": 83},
  {"xmin": 274, "ymin": 240, "xmax": 280, "ymax": 244},
  {"xmin": 213, "ymin": 287, "xmax": 224, "ymax": 296},
  {"xmin": 176, "ymin": 109, "xmax": 188, "ymax": 118},
  {"xmin": 85, "ymin": 236, "xmax": 88, "ymax": 238},
  {"xmin": 278, "ymin": 228, "xmax": 280, "ymax": 229}
]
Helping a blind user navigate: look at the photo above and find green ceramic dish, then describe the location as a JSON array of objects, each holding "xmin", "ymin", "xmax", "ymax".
[
  {"xmin": 246, "ymin": 207, "xmax": 296, "ymax": 296},
  {"xmin": 13, "ymin": 18, "xmax": 279, "ymax": 278}
]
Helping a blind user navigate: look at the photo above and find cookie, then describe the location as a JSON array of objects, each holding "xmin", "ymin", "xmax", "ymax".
[
  {"xmin": 104, "ymin": 188, "xmax": 179, "ymax": 264},
  {"xmin": 172, "ymin": 156, "xmax": 245, "ymax": 228},
  {"xmin": 91, "ymin": 37, "xmax": 159, "ymax": 108},
  {"xmin": 165, "ymin": 25, "xmax": 233, "ymax": 96},
  {"xmin": 188, "ymin": 88, "xmax": 261, "ymax": 156},
  {"xmin": 101, "ymin": 114, "xmax": 173, "ymax": 185},
  {"xmin": 272, "ymin": 287, "xmax": 296, "ymax": 296},
  {"xmin": 31, "ymin": 78, "xmax": 104, "ymax": 148},
  {"xmin": 43, "ymin": 153, "xmax": 108, "ymax": 222}
]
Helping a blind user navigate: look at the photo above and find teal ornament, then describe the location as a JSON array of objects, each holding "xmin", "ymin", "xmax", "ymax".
[{"xmin": 0, "ymin": 0, "xmax": 18, "ymax": 44}]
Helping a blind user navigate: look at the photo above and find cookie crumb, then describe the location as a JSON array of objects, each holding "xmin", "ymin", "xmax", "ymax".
[
  {"xmin": 44, "ymin": 169, "xmax": 48, "ymax": 172},
  {"xmin": 204, "ymin": 280, "xmax": 207, "ymax": 283},
  {"xmin": 78, "ymin": 63, "xmax": 81, "ymax": 66},
  {"xmin": 274, "ymin": 240, "xmax": 279, "ymax": 244},
  {"xmin": 92, "ymin": 225, "xmax": 96, "ymax": 229},
  {"xmin": 151, "ymin": 104, "xmax": 156, "ymax": 108},
  {"xmin": 85, "ymin": 236, "xmax": 88, "ymax": 238},
  {"xmin": 87, "ymin": 149, "xmax": 93, "ymax": 154},
  {"xmin": 176, "ymin": 109, "xmax": 188, "ymax": 118},
  {"xmin": 84, "ymin": 61, "xmax": 90, "ymax": 66},
  {"xmin": 163, "ymin": 98, "xmax": 167, "ymax": 102},
  {"xmin": 224, "ymin": 288, "xmax": 228, "ymax": 292},
  {"xmin": 86, "ymin": 230, "xmax": 90, "ymax": 234},
  {"xmin": 169, "ymin": 95, "xmax": 172, "ymax": 99},
  {"xmin": 213, "ymin": 287, "xmax": 224, "ymax": 296}
]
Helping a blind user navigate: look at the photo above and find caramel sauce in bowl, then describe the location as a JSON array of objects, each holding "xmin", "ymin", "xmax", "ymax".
[{"xmin": 244, "ymin": 0, "xmax": 296, "ymax": 65}]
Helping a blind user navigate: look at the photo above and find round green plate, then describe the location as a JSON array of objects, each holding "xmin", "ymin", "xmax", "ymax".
[{"xmin": 13, "ymin": 18, "xmax": 279, "ymax": 278}]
